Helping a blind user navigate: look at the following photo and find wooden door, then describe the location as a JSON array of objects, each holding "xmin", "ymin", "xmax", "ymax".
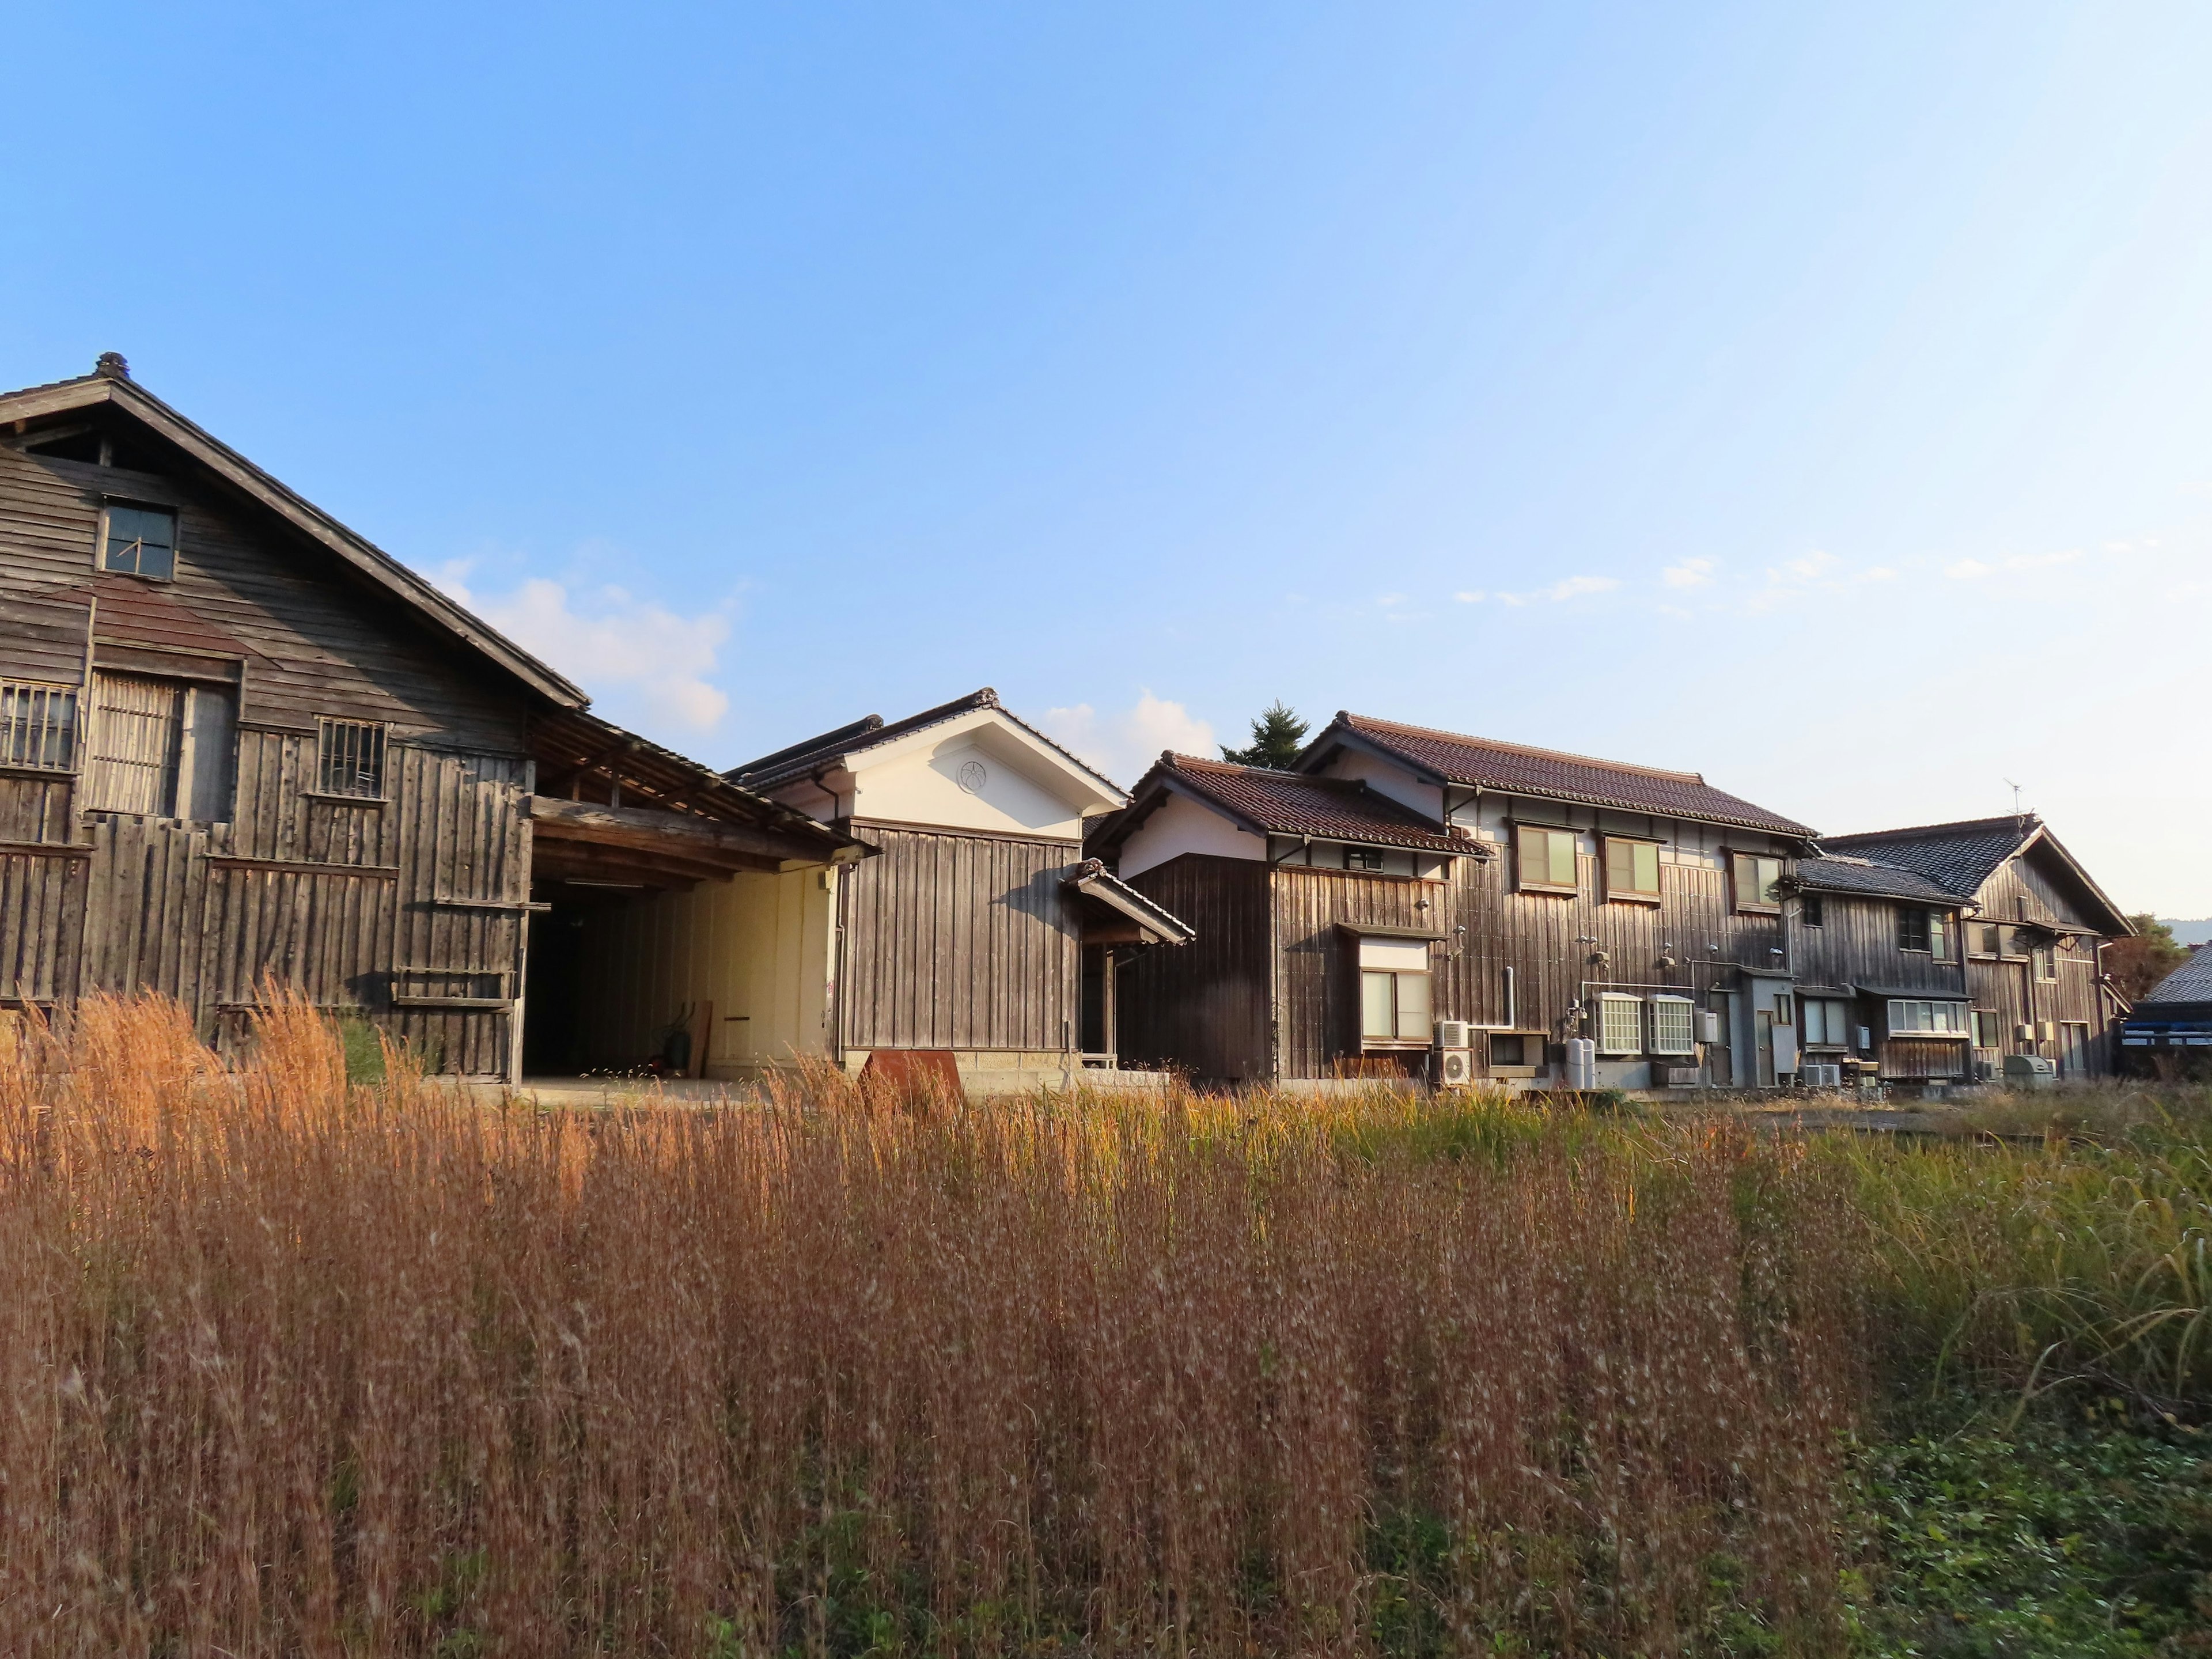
[
  {"xmin": 85, "ymin": 672, "xmax": 184, "ymax": 815},
  {"xmin": 2059, "ymin": 1021, "xmax": 2091, "ymax": 1078},
  {"xmin": 1706, "ymin": 994, "xmax": 1732, "ymax": 1085}
]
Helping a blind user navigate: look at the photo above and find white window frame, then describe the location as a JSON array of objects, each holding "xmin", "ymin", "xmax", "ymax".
[
  {"xmin": 1602, "ymin": 836, "xmax": 1661, "ymax": 902},
  {"xmin": 1597, "ymin": 994, "xmax": 1644, "ymax": 1055},
  {"xmin": 1649, "ymin": 995, "xmax": 1695, "ymax": 1056},
  {"xmin": 1886, "ymin": 999, "xmax": 1971, "ymax": 1037}
]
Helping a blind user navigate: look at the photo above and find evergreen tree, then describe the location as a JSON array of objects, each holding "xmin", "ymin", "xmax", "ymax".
[
  {"xmin": 2107, "ymin": 914, "xmax": 2190, "ymax": 1003},
  {"xmin": 1219, "ymin": 702, "xmax": 1309, "ymax": 770}
]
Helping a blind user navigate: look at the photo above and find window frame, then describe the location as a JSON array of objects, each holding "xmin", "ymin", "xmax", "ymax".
[
  {"xmin": 2031, "ymin": 942, "xmax": 2058, "ymax": 982},
  {"xmin": 1801, "ymin": 892, "xmax": 1824, "ymax": 928},
  {"xmin": 314, "ymin": 716, "xmax": 390, "ymax": 802},
  {"xmin": 1601, "ymin": 835, "xmax": 1662, "ymax": 904},
  {"xmin": 1885, "ymin": 998, "xmax": 1971, "ymax": 1037},
  {"xmin": 1344, "ymin": 845, "xmax": 1385, "ymax": 873},
  {"xmin": 1596, "ymin": 993, "xmax": 1645, "ymax": 1055},
  {"xmin": 1514, "ymin": 824, "xmax": 1580, "ymax": 895},
  {"xmin": 1971, "ymin": 1009, "xmax": 2003, "ymax": 1048},
  {"xmin": 1730, "ymin": 851, "xmax": 1784, "ymax": 912},
  {"xmin": 97, "ymin": 499, "xmax": 179, "ymax": 582},
  {"xmin": 0, "ymin": 679, "xmax": 80, "ymax": 774},
  {"xmin": 1649, "ymin": 995, "xmax": 1695, "ymax": 1056},
  {"xmin": 1358, "ymin": 968, "xmax": 1432, "ymax": 1044},
  {"xmin": 82, "ymin": 670, "xmax": 236, "ymax": 822}
]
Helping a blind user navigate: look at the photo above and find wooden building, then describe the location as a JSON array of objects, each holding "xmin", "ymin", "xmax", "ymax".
[
  {"xmin": 0, "ymin": 356, "xmax": 859, "ymax": 1077},
  {"xmin": 1821, "ymin": 816, "xmax": 2132, "ymax": 1079},
  {"xmin": 582, "ymin": 688, "xmax": 1191, "ymax": 1088},
  {"xmin": 2119, "ymin": 947, "xmax": 2212, "ymax": 1077},
  {"xmin": 1783, "ymin": 854, "xmax": 1975, "ymax": 1085},
  {"xmin": 1089, "ymin": 717, "xmax": 1832, "ymax": 1089}
]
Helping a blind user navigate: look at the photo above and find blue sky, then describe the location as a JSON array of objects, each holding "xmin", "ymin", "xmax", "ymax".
[{"xmin": 6, "ymin": 3, "xmax": 2209, "ymax": 911}]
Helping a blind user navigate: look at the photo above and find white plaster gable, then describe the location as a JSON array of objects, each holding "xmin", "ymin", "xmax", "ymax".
[
  {"xmin": 1311, "ymin": 746, "xmax": 1445, "ymax": 822},
  {"xmin": 1116, "ymin": 789, "xmax": 1268, "ymax": 879}
]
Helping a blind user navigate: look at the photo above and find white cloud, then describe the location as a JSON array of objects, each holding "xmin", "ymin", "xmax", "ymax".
[
  {"xmin": 1036, "ymin": 691, "xmax": 1215, "ymax": 789},
  {"xmin": 1945, "ymin": 559, "xmax": 1994, "ymax": 579},
  {"xmin": 1540, "ymin": 574, "xmax": 1619, "ymax": 601},
  {"xmin": 1662, "ymin": 557, "xmax": 1717, "ymax": 589},
  {"xmin": 1453, "ymin": 589, "xmax": 1486, "ymax": 604},
  {"xmin": 1494, "ymin": 574, "xmax": 1619, "ymax": 606},
  {"xmin": 434, "ymin": 563, "xmax": 732, "ymax": 733}
]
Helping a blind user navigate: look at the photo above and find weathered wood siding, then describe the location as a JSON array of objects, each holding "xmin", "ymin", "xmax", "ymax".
[
  {"xmin": 1790, "ymin": 894, "xmax": 1966, "ymax": 995},
  {"xmin": 1965, "ymin": 846, "xmax": 2121, "ymax": 1077},
  {"xmin": 1118, "ymin": 854, "xmax": 1270, "ymax": 1081},
  {"xmin": 837, "ymin": 824, "xmax": 1081, "ymax": 1052},
  {"xmin": 0, "ymin": 433, "xmax": 536, "ymax": 1073}
]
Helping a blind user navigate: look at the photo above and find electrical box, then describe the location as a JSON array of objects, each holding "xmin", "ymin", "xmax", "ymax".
[{"xmin": 1695, "ymin": 1009, "xmax": 1722, "ymax": 1044}]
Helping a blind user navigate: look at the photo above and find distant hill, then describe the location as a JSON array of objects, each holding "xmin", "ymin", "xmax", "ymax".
[{"xmin": 2162, "ymin": 919, "xmax": 2212, "ymax": 947}]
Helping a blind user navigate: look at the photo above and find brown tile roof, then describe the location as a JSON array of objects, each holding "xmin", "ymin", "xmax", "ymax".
[
  {"xmin": 1326, "ymin": 713, "xmax": 1816, "ymax": 837},
  {"xmin": 1145, "ymin": 753, "xmax": 1471, "ymax": 854}
]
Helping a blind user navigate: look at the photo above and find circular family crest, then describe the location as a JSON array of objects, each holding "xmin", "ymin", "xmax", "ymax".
[{"xmin": 957, "ymin": 759, "xmax": 988, "ymax": 794}]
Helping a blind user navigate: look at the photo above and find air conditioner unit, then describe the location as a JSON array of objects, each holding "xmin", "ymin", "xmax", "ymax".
[
  {"xmin": 2036, "ymin": 1020, "xmax": 2055, "ymax": 1043},
  {"xmin": 1433, "ymin": 1019, "xmax": 1471, "ymax": 1051},
  {"xmin": 1434, "ymin": 1047, "xmax": 1474, "ymax": 1088},
  {"xmin": 1657, "ymin": 1065, "xmax": 1702, "ymax": 1088},
  {"xmin": 1695, "ymin": 1009, "xmax": 1722, "ymax": 1044}
]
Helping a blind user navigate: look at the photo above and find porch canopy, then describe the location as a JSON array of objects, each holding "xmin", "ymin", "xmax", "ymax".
[{"xmin": 528, "ymin": 709, "xmax": 867, "ymax": 891}]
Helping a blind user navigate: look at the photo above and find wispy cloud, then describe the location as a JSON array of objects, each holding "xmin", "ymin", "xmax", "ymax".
[
  {"xmin": 1662, "ymin": 556, "xmax": 1717, "ymax": 589},
  {"xmin": 1037, "ymin": 691, "xmax": 1215, "ymax": 789},
  {"xmin": 434, "ymin": 562, "xmax": 733, "ymax": 733},
  {"xmin": 1495, "ymin": 574, "xmax": 1620, "ymax": 607},
  {"xmin": 1453, "ymin": 589, "xmax": 1485, "ymax": 604}
]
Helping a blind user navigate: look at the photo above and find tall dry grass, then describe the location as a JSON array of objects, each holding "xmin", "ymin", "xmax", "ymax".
[{"xmin": 1, "ymin": 995, "xmax": 1865, "ymax": 1656}]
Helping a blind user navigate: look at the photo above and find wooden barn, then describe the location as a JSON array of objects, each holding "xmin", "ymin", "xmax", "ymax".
[
  {"xmin": 0, "ymin": 356, "xmax": 859, "ymax": 1078},
  {"xmin": 1821, "ymin": 815, "xmax": 2131, "ymax": 1079}
]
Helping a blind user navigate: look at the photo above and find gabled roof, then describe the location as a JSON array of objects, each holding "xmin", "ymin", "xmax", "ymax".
[
  {"xmin": 1822, "ymin": 815, "xmax": 2132, "ymax": 935},
  {"xmin": 728, "ymin": 687, "xmax": 1123, "ymax": 802},
  {"xmin": 0, "ymin": 361, "xmax": 586, "ymax": 707},
  {"xmin": 1792, "ymin": 854, "xmax": 1961, "ymax": 904},
  {"xmin": 2139, "ymin": 947, "xmax": 2212, "ymax": 1008},
  {"xmin": 1064, "ymin": 859, "xmax": 1196, "ymax": 945},
  {"xmin": 1309, "ymin": 712, "xmax": 1816, "ymax": 838},
  {"xmin": 1101, "ymin": 753, "xmax": 1472, "ymax": 857}
]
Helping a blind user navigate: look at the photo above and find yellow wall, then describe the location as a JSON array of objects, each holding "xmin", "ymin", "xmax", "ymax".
[{"xmin": 580, "ymin": 866, "xmax": 835, "ymax": 1078}]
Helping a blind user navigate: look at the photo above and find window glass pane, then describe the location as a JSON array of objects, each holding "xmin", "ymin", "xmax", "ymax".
[
  {"xmin": 103, "ymin": 505, "xmax": 176, "ymax": 578},
  {"xmin": 1361, "ymin": 971, "xmax": 1395, "ymax": 1039},
  {"xmin": 1548, "ymin": 831, "xmax": 1577, "ymax": 888},
  {"xmin": 1396, "ymin": 971, "xmax": 1431, "ymax": 1036},
  {"xmin": 1802, "ymin": 1000, "xmax": 1825, "ymax": 1045},
  {"xmin": 1803, "ymin": 893, "xmax": 1824, "ymax": 926},
  {"xmin": 1599, "ymin": 995, "xmax": 1642, "ymax": 1054},
  {"xmin": 1635, "ymin": 842, "xmax": 1659, "ymax": 893},
  {"xmin": 181, "ymin": 687, "xmax": 237, "ymax": 823},
  {"xmin": 1930, "ymin": 913, "xmax": 1950, "ymax": 960},
  {"xmin": 1605, "ymin": 839, "xmax": 1628, "ymax": 893}
]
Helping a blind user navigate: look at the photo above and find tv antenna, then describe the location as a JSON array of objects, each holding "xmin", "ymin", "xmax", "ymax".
[{"xmin": 2003, "ymin": 777, "xmax": 2028, "ymax": 835}]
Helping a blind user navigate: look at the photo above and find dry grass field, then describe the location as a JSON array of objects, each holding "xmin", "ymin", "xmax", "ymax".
[{"xmin": 1, "ymin": 995, "xmax": 2205, "ymax": 1657}]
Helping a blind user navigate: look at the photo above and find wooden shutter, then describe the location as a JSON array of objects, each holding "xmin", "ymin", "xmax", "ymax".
[{"xmin": 86, "ymin": 673, "xmax": 183, "ymax": 815}]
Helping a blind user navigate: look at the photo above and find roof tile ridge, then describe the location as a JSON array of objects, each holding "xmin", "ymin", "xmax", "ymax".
[
  {"xmin": 1827, "ymin": 815, "xmax": 2033, "ymax": 843},
  {"xmin": 1342, "ymin": 711, "xmax": 1707, "ymax": 784}
]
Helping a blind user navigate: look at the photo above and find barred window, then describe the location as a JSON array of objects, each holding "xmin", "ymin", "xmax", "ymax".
[
  {"xmin": 0, "ymin": 680, "xmax": 78, "ymax": 771},
  {"xmin": 1649, "ymin": 996, "xmax": 1695, "ymax": 1056},
  {"xmin": 1597, "ymin": 993, "xmax": 1644, "ymax": 1055},
  {"xmin": 316, "ymin": 717, "xmax": 387, "ymax": 798}
]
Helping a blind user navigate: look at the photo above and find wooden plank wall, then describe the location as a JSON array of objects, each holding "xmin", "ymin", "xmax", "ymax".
[
  {"xmin": 838, "ymin": 825, "xmax": 1081, "ymax": 1052},
  {"xmin": 0, "ymin": 433, "xmax": 537, "ymax": 1074},
  {"xmin": 1791, "ymin": 895, "xmax": 1967, "ymax": 995},
  {"xmin": 1118, "ymin": 855, "xmax": 1271, "ymax": 1081},
  {"xmin": 1968, "ymin": 849, "xmax": 2122, "ymax": 1075}
]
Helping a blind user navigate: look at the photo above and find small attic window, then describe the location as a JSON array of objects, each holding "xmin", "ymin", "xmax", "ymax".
[{"xmin": 100, "ymin": 503, "xmax": 177, "ymax": 581}]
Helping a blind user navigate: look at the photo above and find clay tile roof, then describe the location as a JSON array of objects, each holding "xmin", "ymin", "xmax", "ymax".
[
  {"xmin": 1332, "ymin": 713, "xmax": 1815, "ymax": 837},
  {"xmin": 1156, "ymin": 753, "xmax": 1470, "ymax": 854},
  {"xmin": 1792, "ymin": 854, "xmax": 1962, "ymax": 903},
  {"xmin": 1820, "ymin": 816, "xmax": 2037, "ymax": 899}
]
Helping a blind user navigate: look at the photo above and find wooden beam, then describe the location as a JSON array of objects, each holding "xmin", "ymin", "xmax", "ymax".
[
  {"xmin": 530, "ymin": 844, "xmax": 713, "ymax": 890},
  {"xmin": 526, "ymin": 793, "xmax": 836, "ymax": 869}
]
